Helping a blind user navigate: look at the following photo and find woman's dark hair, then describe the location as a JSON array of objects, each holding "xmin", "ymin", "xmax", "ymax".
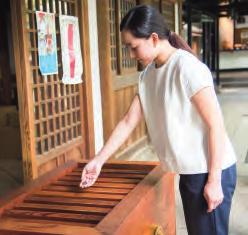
[{"xmin": 120, "ymin": 5, "xmax": 193, "ymax": 54}]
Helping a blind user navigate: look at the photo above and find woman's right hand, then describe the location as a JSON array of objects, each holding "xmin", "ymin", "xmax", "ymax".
[{"xmin": 79, "ymin": 157, "xmax": 103, "ymax": 188}]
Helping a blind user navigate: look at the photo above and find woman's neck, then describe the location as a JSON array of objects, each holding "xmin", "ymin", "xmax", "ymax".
[{"xmin": 154, "ymin": 41, "xmax": 177, "ymax": 68}]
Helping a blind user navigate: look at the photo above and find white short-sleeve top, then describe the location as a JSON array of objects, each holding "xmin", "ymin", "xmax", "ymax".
[{"xmin": 138, "ymin": 49, "xmax": 236, "ymax": 174}]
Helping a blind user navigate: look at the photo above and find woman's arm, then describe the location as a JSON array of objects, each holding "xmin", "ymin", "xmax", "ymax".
[
  {"xmin": 80, "ymin": 95, "xmax": 143, "ymax": 188},
  {"xmin": 95, "ymin": 94, "xmax": 143, "ymax": 165},
  {"xmin": 191, "ymin": 86, "xmax": 225, "ymax": 213}
]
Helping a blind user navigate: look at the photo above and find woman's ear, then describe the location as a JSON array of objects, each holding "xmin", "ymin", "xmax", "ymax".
[{"xmin": 150, "ymin": 32, "xmax": 159, "ymax": 47}]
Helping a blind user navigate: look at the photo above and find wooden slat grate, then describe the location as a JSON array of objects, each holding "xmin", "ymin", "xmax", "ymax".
[
  {"xmin": 0, "ymin": 162, "xmax": 156, "ymax": 229},
  {"xmin": 24, "ymin": 0, "xmax": 82, "ymax": 156}
]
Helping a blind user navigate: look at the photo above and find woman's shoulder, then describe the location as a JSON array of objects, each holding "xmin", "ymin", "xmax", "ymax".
[
  {"xmin": 177, "ymin": 49, "xmax": 200, "ymax": 66},
  {"xmin": 177, "ymin": 49, "xmax": 210, "ymax": 73}
]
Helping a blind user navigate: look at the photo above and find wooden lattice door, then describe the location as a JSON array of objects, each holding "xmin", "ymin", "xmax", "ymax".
[
  {"xmin": 109, "ymin": 0, "xmax": 137, "ymax": 75},
  {"xmin": 160, "ymin": 0, "xmax": 176, "ymax": 32},
  {"xmin": 10, "ymin": 0, "xmax": 94, "ymax": 181}
]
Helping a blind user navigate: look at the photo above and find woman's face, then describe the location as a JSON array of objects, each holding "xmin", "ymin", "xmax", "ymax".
[{"xmin": 121, "ymin": 30, "xmax": 157, "ymax": 66}]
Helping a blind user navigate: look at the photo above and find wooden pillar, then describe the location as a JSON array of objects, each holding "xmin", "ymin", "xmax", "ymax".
[
  {"xmin": 207, "ymin": 22, "xmax": 211, "ymax": 68},
  {"xmin": 186, "ymin": 3, "xmax": 192, "ymax": 47},
  {"xmin": 178, "ymin": 0, "xmax": 183, "ymax": 36},
  {"xmin": 215, "ymin": 16, "xmax": 220, "ymax": 86},
  {"xmin": 116, "ymin": 0, "xmax": 122, "ymax": 75},
  {"xmin": 77, "ymin": 0, "xmax": 95, "ymax": 159},
  {"xmin": 10, "ymin": 0, "xmax": 37, "ymax": 181},
  {"xmin": 97, "ymin": 0, "xmax": 116, "ymax": 141},
  {"xmin": 202, "ymin": 22, "xmax": 206, "ymax": 63},
  {"xmin": 211, "ymin": 21, "xmax": 215, "ymax": 71},
  {"xmin": 233, "ymin": 9, "xmax": 236, "ymax": 49}
]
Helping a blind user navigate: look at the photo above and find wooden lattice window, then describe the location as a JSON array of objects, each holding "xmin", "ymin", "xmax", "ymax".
[
  {"xmin": 120, "ymin": 0, "xmax": 137, "ymax": 73},
  {"xmin": 160, "ymin": 0, "xmax": 175, "ymax": 32},
  {"xmin": 108, "ymin": 0, "xmax": 137, "ymax": 75},
  {"xmin": 24, "ymin": 0, "xmax": 82, "ymax": 156},
  {"xmin": 150, "ymin": 0, "xmax": 160, "ymax": 10},
  {"xmin": 109, "ymin": 0, "xmax": 118, "ymax": 72}
]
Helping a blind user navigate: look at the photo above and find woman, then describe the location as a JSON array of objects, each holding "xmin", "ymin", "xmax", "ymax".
[{"xmin": 80, "ymin": 5, "xmax": 236, "ymax": 235}]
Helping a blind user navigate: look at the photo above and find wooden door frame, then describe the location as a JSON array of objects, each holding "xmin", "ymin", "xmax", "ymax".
[
  {"xmin": 77, "ymin": 0, "xmax": 95, "ymax": 160},
  {"xmin": 10, "ymin": 0, "xmax": 95, "ymax": 182},
  {"xmin": 10, "ymin": 0, "xmax": 37, "ymax": 182},
  {"xmin": 97, "ymin": 0, "xmax": 117, "ymax": 141}
]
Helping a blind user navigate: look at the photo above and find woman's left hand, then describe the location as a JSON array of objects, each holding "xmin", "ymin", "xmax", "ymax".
[{"xmin": 203, "ymin": 180, "xmax": 224, "ymax": 213}]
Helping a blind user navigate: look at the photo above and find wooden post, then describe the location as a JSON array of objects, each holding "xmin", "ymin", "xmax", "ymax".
[
  {"xmin": 77, "ymin": 0, "xmax": 95, "ymax": 159},
  {"xmin": 10, "ymin": 0, "xmax": 37, "ymax": 181},
  {"xmin": 215, "ymin": 16, "xmax": 220, "ymax": 86},
  {"xmin": 178, "ymin": 0, "xmax": 183, "ymax": 35},
  {"xmin": 202, "ymin": 22, "xmax": 206, "ymax": 63},
  {"xmin": 187, "ymin": 3, "xmax": 192, "ymax": 47},
  {"xmin": 97, "ymin": 0, "xmax": 116, "ymax": 141},
  {"xmin": 116, "ymin": 0, "xmax": 123, "ymax": 75}
]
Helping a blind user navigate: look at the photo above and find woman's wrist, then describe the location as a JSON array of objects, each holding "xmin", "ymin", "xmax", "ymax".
[
  {"xmin": 208, "ymin": 169, "xmax": 222, "ymax": 183},
  {"xmin": 94, "ymin": 153, "xmax": 106, "ymax": 166}
]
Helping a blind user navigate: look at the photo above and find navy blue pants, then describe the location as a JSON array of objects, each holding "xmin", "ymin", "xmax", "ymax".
[{"xmin": 179, "ymin": 164, "xmax": 236, "ymax": 235}]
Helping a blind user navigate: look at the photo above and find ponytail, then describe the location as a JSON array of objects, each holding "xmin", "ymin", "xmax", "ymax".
[{"xmin": 168, "ymin": 32, "xmax": 194, "ymax": 55}]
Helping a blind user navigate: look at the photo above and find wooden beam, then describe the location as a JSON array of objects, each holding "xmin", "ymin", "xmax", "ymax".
[
  {"xmin": 36, "ymin": 137, "xmax": 83, "ymax": 166},
  {"xmin": 215, "ymin": 16, "xmax": 220, "ymax": 86},
  {"xmin": 10, "ymin": 0, "xmax": 37, "ymax": 181},
  {"xmin": 77, "ymin": 0, "xmax": 95, "ymax": 159},
  {"xmin": 177, "ymin": 0, "xmax": 183, "ymax": 35},
  {"xmin": 116, "ymin": 0, "xmax": 123, "ymax": 75},
  {"xmin": 97, "ymin": 0, "xmax": 116, "ymax": 141}
]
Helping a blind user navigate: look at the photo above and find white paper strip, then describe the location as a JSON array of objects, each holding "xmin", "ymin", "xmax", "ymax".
[{"xmin": 59, "ymin": 15, "xmax": 83, "ymax": 84}]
